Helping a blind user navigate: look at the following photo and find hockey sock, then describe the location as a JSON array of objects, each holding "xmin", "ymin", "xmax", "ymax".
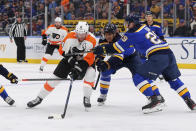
[
  {"xmin": 132, "ymin": 73, "xmax": 154, "ymax": 97},
  {"xmin": 148, "ymin": 80, "xmax": 161, "ymax": 95},
  {"xmin": 38, "ymin": 77, "xmax": 61, "ymax": 99},
  {"xmin": 168, "ymin": 78, "xmax": 191, "ymax": 99},
  {"xmin": 83, "ymin": 81, "xmax": 94, "ymax": 98},
  {"xmin": 0, "ymin": 86, "xmax": 8, "ymax": 100},
  {"xmin": 100, "ymin": 75, "xmax": 111, "ymax": 95},
  {"xmin": 40, "ymin": 54, "xmax": 51, "ymax": 68}
]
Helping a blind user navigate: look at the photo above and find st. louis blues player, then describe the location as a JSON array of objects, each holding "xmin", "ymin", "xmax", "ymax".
[
  {"xmin": 93, "ymin": 15, "xmax": 196, "ymax": 113},
  {"xmin": 0, "ymin": 64, "xmax": 18, "ymax": 105}
]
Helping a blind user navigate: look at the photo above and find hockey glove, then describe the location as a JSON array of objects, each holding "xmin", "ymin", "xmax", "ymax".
[
  {"xmin": 92, "ymin": 46, "xmax": 107, "ymax": 55},
  {"xmin": 42, "ymin": 35, "xmax": 47, "ymax": 46},
  {"xmin": 69, "ymin": 62, "xmax": 83, "ymax": 80},
  {"xmin": 6, "ymin": 73, "xmax": 18, "ymax": 84},
  {"xmin": 95, "ymin": 55, "xmax": 105, "ymax": 65},
  {"xmin": 67, "ymin": 56, "xmax": 77, "ymax": 66},
  {"xmin": 96, "ymin": 60, "xmax": 110, "ymax": 72}
]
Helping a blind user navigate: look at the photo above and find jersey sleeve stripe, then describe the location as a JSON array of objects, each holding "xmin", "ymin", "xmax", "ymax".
[{"xmin": 135, "ymin": 24, "xmax": 146, "ymax": 32}]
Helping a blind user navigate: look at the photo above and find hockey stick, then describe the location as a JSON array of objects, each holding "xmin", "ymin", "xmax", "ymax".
[
  {"xmin": 21, "ymin": 78, "xmax": 70, "ymax": 81},
  {"xmin": 63, "ymin": 51, "xmax": 92, "ymax": 56},
  {"xmin": 48, "ymin": 78, "xmax": 73, "ymax": 119},
  {"xmin": 92, "ymin": 72, "xmax": 100, "ymax": 90}
]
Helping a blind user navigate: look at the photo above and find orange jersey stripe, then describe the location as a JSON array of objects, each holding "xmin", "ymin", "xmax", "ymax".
[{"xmin": 84, "ymin": 80, "xmax": 94, "ymax": 87}]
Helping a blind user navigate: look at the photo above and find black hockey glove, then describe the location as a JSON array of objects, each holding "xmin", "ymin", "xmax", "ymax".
[
  {"xmin": 42, "ymin": 35, "xmax": 47, "ymax": 46},
  {"xmin": 6, "ymin": 73, "xmax": 18, "ymax": 84},
  {"xmin": 92, "ymin": 46, "xmax": 106, "ymax": 55},
  {"xmin": 96, "ymin": 60, "xmax": 110, "ymax": 72},
  {"xmin": 69, "ymin": 62, "xmax": 83, "ymax": 80},
  {"xmin": 67, "ymin": 56, "xmax": 77, "ymax": 66},
  {"xmin": 95, "ymin": 55, "xmax": 105, "ymax": 65}
]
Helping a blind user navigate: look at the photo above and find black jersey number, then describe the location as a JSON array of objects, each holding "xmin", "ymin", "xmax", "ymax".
[{"xmin": 145, "ymin": 32, "xmax": 162, "ymax": 44}]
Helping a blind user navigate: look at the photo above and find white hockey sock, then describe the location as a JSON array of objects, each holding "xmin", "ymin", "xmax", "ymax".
[
  {"xmin": 40, "ymin": 54, "xmax": 51, "ymax": 68},
  {"xmin": 83, "ymin": 83, "xmax": 93, "ymax": 98},
  {"xmin": 38, "ymin": 75, "xmax": 61, "ymax": 99}
]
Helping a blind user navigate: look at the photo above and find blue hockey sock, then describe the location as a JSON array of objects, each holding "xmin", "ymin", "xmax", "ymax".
[
  {"xmin": 148, "ymin": 80, "xmax": 161, "ymax": 95},
  {"xmin": 168, "ymin": 78, "xmax": 191, "ymax": 99},
  {"xmin": 0, "ymin": 86, "xmax": 8, "ymax": 100},
  {"xmin": 133, "ymin": 73, "xmax": 154, "ymax": 96}
]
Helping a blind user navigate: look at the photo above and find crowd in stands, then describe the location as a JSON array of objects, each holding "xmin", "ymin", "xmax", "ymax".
[{"xmin": 0, "ymin": 0, "xmax": 196, "ymax": 37}]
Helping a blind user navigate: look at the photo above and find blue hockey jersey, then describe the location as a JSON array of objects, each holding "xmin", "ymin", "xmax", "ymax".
[{"xmin": 113, "ymin": 24, "xmax": 169, "ymax": 58}]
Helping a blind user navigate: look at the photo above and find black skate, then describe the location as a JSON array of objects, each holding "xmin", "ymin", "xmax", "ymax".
[
  {"xmin": 39, "ymin": 66, "xmax": 43, "ymax": 72},
  {"xmin": 83, "ymin": 97, "xmax": 91, "ymax": 111},
  {"xmin": 142, "ymin": 95, "xmax": 163, "ymax": 114},
  {"xmin": 184, "ymin": 97, "xmax": 196, "ymax": 110},
  {"xmin": 4, "ymin": 96, "xmax": 15, "ymax": 106},
  {"xmin": 27, "ymin": 97, "xmax": 43, "ymax": 108},
  {"xmin": 97, "ymin": 94, "xmax": 107, "ymax": 106}
]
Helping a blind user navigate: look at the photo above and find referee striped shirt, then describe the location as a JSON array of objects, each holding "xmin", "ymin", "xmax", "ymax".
[{"xmin": 9, "ymin": 22, "xmax": 27, "ymax": 39}]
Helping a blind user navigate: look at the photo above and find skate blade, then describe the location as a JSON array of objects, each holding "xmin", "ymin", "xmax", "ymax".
[
  {"xmin": 98, "ymin": 102, "xmax": 105, "ymax": 106},
  {"xmin": 143, "ymin": 103, "xmax": 163, "ymax": 114},
  {"xmin": 85, "ymin": 107, "xmax": 91, "ymax": 112}
]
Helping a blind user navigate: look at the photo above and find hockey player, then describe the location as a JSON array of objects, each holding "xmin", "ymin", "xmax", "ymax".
[
  {"xmin": 27, "ymin": 22, "xmax": 96, "ymax": 109},
  {"xmin": 39, "ymin": 17, "xmax": 68, "ymax": 71},
  {"xmin": 0, "ymin": 64, "xmax": 18, "ymax": 105},
  {"xmin": 143, "ymin": 11, "xmax": 166, "ymax": 80},
  {"xmin": 96, "ymin": 23, "xmax": 164, "ymax": 108},
  {"xmin": 92, "ymin": 15, "xmax": 196, "ymax": 113}
]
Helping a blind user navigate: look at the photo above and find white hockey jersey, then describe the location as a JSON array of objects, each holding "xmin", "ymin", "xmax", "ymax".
[{"xmin": 42, "ymin": 24, "xmax": 68, "ymax": 45}]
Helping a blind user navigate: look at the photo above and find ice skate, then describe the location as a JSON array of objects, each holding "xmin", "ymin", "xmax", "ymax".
[
  {"xmin": 83, "ymin": 97, "xmax": 91, "ymax": 111},
  {"xmin": 184, "ymin": 97, "xmax": 196, "ymax": 110},
  {"xmin": 39, "ymin": 66, "xmax": 44, "ymax": 72},
  {"xmin": 97, "ymin": 94, "xmax": 107, "ymax": 106},
  {"xmin": 27, "ymin": 97, "xmax": 43, "ymax": 108},
  {"xmin": 4, "ymin": 96, "xmax": 15, "ymax": 106},
  {"xmin": 142, "ymin": 95, "xmax": 163, "ymax": 114}
]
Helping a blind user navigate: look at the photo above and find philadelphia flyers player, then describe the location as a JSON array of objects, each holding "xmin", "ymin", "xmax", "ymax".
[
  {"xmin": 40, "ymin": 17, "xmax": 68, "ymax": 71},
  {"xmin": 27, "ymin": 22, "xmax": 97, "ymax": 110}
]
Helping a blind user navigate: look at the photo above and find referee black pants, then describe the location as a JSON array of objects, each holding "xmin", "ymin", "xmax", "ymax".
[{"xmin": 14, "ymin": 37, "xmax": 26, "ymax": 61}]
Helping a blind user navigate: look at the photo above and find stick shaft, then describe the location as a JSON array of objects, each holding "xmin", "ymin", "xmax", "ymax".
[
  {"xmin": 92, "ymin": 72, "xmax": 100, "ymax": 90},
  {"xmin": 22, "ymin": 78, "xmax": 70, "ymax": 81},
  {"xmin": 61, "ymin": 78, "xmax": 73, "ymax": 118}
]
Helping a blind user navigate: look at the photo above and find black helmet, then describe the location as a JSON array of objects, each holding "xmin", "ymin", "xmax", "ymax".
[
  {"xmin": 145, "ymin": 11, "xmax": 153, "ymax": 16},
  {"xmin": 125, "ymin": 14, "xmax": 140, "ymax": 25},
  {"xmin": 104, "ymin": 23, "xmax": 117, "ymax": 34}
]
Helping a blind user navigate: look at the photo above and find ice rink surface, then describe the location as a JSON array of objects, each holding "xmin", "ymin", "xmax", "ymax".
[{"xmin": 1, "ymin": 63, "xmax": 196, "ymax": 131}]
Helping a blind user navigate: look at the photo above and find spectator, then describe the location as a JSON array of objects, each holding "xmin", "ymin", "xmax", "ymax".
[
  {"xmin": 177, "ymin": 4, "xmax": 185, "ymax": 19},
  {"xmin": 162, "ymin": 20, "xmax": 173, "ymax": 37},
  {"xmin": 75, "ymin": 4, "xmax": 85, "ymax": 19},
  {"xmin": 63, "ymin": 6, "xmax": 72, "ymax": 20},
  {"xmin": 150, "ymin": 0, "xmax": 161, "ymax": 18},
  {"xmin": 174, "ymin": 19, "xmax": 190, "ymax": 36},
  {"xmin": 36, "ymin": 19, "xmax": 44, "ymax": 35},
  {"xmin": 190, "ymin": 15, "xmax": 196, "ymax": 30},
  {"xmin": 190, "ymin": 25, "xmax": 196, "ymax": 36}
]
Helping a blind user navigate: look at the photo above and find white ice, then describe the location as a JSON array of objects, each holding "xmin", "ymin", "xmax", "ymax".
[{"xmin": 1, "ymin": 63, "xmax": 196, "ymax": 131}]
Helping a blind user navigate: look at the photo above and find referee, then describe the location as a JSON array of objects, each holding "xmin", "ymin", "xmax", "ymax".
[{"xmin": 9, "ymin": 15, "xmax": 27, "ymax": 63}]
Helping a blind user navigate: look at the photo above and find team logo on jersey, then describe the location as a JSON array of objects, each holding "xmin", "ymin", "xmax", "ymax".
[
  {"xmin": 52, "ymin": 33, "xmax": 60, "ymax": 39},
  {"xmin": 121, "ymin": 35, "xmax": 128, "ymax": 42}
]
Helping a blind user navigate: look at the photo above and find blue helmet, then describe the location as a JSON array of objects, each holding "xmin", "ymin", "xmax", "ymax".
[{"xmin": 125, "ymin": 14, "xmax": 140, "ymax": 25}]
